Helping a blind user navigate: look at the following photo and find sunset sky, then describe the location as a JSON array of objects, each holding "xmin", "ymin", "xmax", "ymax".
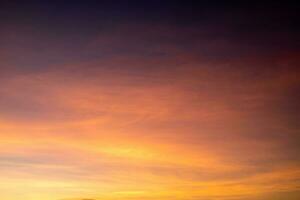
[{"xmin": 0, "ymin": 1, "xmax": 300, "ymax": 200}]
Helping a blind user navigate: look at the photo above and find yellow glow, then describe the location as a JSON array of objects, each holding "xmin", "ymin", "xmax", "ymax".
[{"xmin": 0, "ymin": 57, "xmax": 299, "ymax": 200}]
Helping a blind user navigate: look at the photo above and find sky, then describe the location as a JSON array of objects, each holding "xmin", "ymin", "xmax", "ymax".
[{"xmin": 0, "ymin": 1, "xmax": 300, "ymax": 200}]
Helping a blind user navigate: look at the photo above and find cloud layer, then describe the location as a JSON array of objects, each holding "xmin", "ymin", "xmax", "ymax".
[{"xmin": 0, "ymin": 2, "xmax": 299, "ymax": 200}]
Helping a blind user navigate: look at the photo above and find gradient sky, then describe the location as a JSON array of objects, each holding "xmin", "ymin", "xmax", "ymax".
[{"xmin": 0, "ymin": 1, "xmax": 300, "ymax": 200}]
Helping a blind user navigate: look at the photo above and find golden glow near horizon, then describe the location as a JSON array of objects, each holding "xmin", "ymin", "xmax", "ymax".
[{"xmin": 1, "ymin": 57, "xmax": 300, "ymax": 200}]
